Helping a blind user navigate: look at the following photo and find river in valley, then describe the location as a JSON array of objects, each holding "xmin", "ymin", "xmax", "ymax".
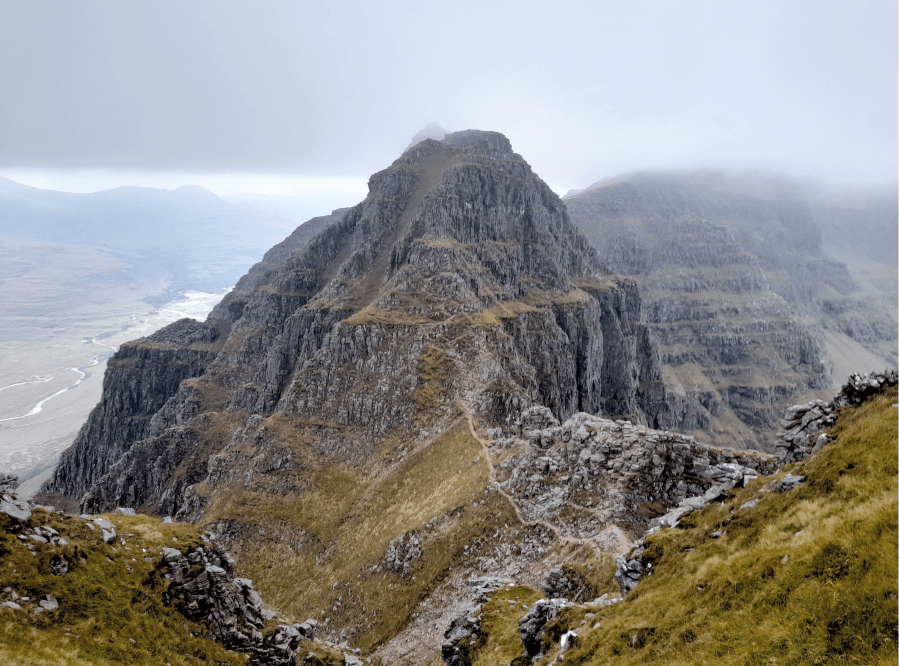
[{"xmin": 0, "ymin": 288, "xmax": 230, "ymax": 496}]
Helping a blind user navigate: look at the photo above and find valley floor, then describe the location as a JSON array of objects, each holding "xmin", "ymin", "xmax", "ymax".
[{"xmin": 0, "ymin": 239, "xmax": 228, "ymax": 492}]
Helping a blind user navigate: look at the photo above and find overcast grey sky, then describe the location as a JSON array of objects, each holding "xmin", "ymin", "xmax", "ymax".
[{"xmin": 0, "ymin": 0, "xmax": 896, "ymax": 195}]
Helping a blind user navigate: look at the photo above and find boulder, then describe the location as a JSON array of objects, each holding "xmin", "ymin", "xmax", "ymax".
[
  {"xmin": 518, "ymin": 598, "xmax": 568, "ymax": 657},
  {"xmin": 0, "ymin": 497, "xmax": 31, "ymax": 524},
  {"xmin": 771, "ymin": 474, "xmax": 804, "ymax": 494}
]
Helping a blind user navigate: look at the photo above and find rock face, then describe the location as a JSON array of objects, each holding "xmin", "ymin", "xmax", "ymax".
[
  {"xmin": 518, "ymin": 598, "xmax": 570, "ymax": 658},
  {"xmin": 775, "ymin": 369, "xmax": 898, "ymax": 463},
  {"xmin": 0, "ymin": 474, "xmax": 18, "ymax": 494},
  {"xmin": 440, "ymin": 580, "xmax": 504, "ymax": 666},
  {"xmin": 494, "ymin": 406, "xmax": 776, "ymax": 540},
  {"xmin": 161, "ymin": 543, "xmax": 317, "ymax": 665},
  {"xmin": 42, "ymin": 130, "xmax": 668, "ymax": 516},
  {"xmin": 564, "ymin": 171, "xmax": 896, "ymax": 450},
  {"xmin": 41, "ymin": 319, "xmax": 224, "ymax": 508}
]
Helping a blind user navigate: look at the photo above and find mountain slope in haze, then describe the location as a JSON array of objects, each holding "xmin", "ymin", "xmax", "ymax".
[
  {"xmin": 806, "ymin": 182, "xmax": 898, "ymax": 269},
  {"xmin": 0, "ymin": 177, "xmax": 317, "ymax": 294},
  {"xmin": 39, "ymin": 130, "xmax": 685, "ymax": 657},
  {"xmin": 564, "ymin": 171, "xmax": 897, "ymax": 451}
]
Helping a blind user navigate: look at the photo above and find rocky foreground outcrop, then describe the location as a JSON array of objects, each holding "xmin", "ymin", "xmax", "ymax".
[
  {"xmin": 775, "ymin": 368, "xmax": 898, "ymax": 462},
  {"xmin": 0, "ymin": 487, "xmax": 362, "ymax": 665},
  {"xmin": 161, "ymin": 543, "xmax": 317, "ymax": 665},
  {"xmin": 492, "ymin": 405, "xmax": 776, "ymax": 541}
]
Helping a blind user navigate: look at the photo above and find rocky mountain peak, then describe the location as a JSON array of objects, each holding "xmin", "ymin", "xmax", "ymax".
[
  {"xmin": 42, "ymin": 130, "xmax": 669, "ymax": 510},
  {"xmin": 405, "ymin": 121, "xmax": 450, "ymax": 149},
  {"xmin": 217, "ymin": 129, "xmax": 600, "ymax": 324}
]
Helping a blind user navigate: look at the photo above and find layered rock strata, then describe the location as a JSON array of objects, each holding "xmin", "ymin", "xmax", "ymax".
[
  {"xmin": 42, "ymin": 319, "xmax": 224, "ymax": 507},
  {"xmin": 564, "ymin": 171, "xmax": 895, "ymax": 450}
]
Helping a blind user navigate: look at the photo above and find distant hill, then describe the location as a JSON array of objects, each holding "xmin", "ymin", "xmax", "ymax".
[
  {"xmin": 0, "ymin": 177, "xmax": 359, "ymax": 295},
  {"xmin": 564, "ymin": 171, "xmax": 897, "ymax": 450}
]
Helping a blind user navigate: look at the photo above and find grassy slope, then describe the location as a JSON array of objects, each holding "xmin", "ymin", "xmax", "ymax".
[
  {"xmin": 0, "ymin": 513, "xmax": 245, "ymax": 665},
  {"xmin": 470, "ymin": 386, "xmax": 899, "ymax": 665},
  {"xmin": 200, "ymin": 417, "xmax": 525, "ymax": 652}
]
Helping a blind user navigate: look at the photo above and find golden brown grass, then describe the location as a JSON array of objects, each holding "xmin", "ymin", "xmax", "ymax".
[
  {"xmin": 0, "ymin": 512, "xmax": 245, "ymax": 665},
  {"xmin": 466, "ymin": 386, "xmax": 899, "ymax": 665},
  {"xmin": 202, "ymin": 418, "xmax": 508, "ymax": 651}
]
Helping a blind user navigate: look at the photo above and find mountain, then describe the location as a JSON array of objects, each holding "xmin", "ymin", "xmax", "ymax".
[
  {"xmin": 564, "ymin": 171, "xmax": 897, "ymax": 450},
  {"xmin": 23, "ymin": 134, "xmax": 899, "ymax": 663},
  {"xmin": 0, "ymin": 177, "xmax": 303, "ymax": 293},
  {"xmin": 38, "ymin": 130, "xmax": 679, "ymax": 655}
]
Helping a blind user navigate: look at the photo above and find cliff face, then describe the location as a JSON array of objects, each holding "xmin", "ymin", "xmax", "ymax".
[
  {"xmin": 564, "ymin": 171, "xmax": 894, "ymax": 450},
  {"xmin": 42, "ymin": 129, "xmax": 667, "ymax": 518},
  {"xmin": 41, "ymin": 319, "xmax": 223, "ymax": 507}
]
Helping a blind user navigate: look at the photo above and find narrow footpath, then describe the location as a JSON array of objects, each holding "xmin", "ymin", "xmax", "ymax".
[{"xmin": 460, "ymin": 403, "xmax": 609, "ymax": 558}]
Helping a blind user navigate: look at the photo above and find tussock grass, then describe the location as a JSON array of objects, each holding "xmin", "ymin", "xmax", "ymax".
[
  {"xmin": 414, "ymin": 345, "xmax": 454, "ymax": 412},
  {"xmin": 205, "ymin": 419, "xmax": 508, "ymax": 651},
  {"xmin": 0, "ymin": 512, "xmax": 244, "ymax": 665},
  {"xmin": 475, "ymin": 585, "xmax": 544, "ymax": 664},
  {"xmin": 466, "ymin": 387, "xmax": 898, "ymax": 665},
  {"xmin": 343, "ymin": 308, "xmax": 434, "ymax": 326}
]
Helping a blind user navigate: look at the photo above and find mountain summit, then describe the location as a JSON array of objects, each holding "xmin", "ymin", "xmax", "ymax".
[{"xmin": 44, "ymin": 129, "xmax": 668, "ymax": 504}]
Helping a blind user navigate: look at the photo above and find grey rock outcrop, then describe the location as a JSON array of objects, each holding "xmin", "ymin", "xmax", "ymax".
[
  {"xmin": 771, "ymin": 474, "xmax": 804, "ymax": 493},
  {"xmin": 518, "ymin": 598, "xmax": 570, "ymax": 658},
  {"xmin": 441, "ymin": 579, "xmax": 504, "ymax": 666},
  {"xmin": 162, "ymin": 543, "xmax": 316, "ymax": 665},
  {"xmin": 775, "ymin": 369, "xmax": 897, "ymax": 462},
  {"xmin": 441, "ymin": 612, "xmax": 482, "ymax": 666},
  {"xmin": 0, "ymin": 474, "xmax": 18, "ymax": 494},
  {"xmin": 0, "ymin": 494, "xmax": 336, "ymax": 664},
  {"xmin": 498, "ymin": 409, "xmax": 775, "ymax": 538},
  {"xmin": 614, "ymin": 554, "xmax": 648, "ymax": 596},
  {"xmin": 1, "ymin": 493, "xmax": 31, "ymax": 524},
  {"xmin": 542, "ymin": 568, "xmax": 587, "ymax": 601},
  {"xmin": 385, "ymin": 532, "xmax": 422, "ymax": 575}
]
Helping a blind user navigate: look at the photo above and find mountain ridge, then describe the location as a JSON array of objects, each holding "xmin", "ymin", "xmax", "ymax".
[
  {"xmin": 563, "ymin": 170, "xmax": 897, "ymax": 450},
  {"xmin": 42, "ymin": 129, "xmax": 671, "ymax": 509},
  {"xmin": 23, "ymin": 131, "xmax": 899, "ymax": 663}
]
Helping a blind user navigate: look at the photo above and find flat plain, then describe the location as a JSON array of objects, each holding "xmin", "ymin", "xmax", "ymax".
[{"xmin": 0, "ymin": 238, "xmax": 226, "ymax": 494}]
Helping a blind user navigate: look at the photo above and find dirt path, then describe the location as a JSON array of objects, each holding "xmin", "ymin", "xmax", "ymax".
[{"xmin": 460, "ymin": 403, "xmax": 607, "ymax": 558}]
